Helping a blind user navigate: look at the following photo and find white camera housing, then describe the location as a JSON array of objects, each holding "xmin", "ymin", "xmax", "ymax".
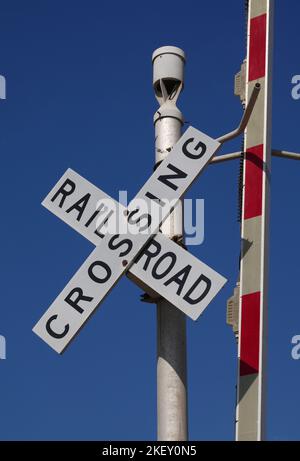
[{"xmin": 152, "ymin": 46, "xmax": 185, "ymax": 99}]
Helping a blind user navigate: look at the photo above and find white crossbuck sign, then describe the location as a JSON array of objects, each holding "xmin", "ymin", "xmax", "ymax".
[{"xmin": 33, "ymin": 126, "xmax": 227, "ymax": 353}]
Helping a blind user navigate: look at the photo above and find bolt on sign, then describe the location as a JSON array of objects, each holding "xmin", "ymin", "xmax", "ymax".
[{"xmin": 33, "ymin": 127, "xmax": 227, "ymax": 353}]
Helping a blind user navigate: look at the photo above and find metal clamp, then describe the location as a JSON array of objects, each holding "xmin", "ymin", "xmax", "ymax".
[{"xmin": 217, "ymin": 83, "xmax": 261, "ymax": 144}]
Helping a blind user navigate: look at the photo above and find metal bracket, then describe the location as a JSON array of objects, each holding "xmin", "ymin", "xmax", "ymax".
[
  {"xmin": 272, "ymin": 150, "xmax": 300, "ymax": 160},
  {"xmin": 217, "ymin": 83, "xmax": 261, "ymax": 144},
  {"xmin": 210, "ymin": 151, "xmax": 242, "ymax": 164},
  {"xmin": 226, "ymin": 282, "xmax": 240, "ymax": 343},
  {"xmin": 210, "ymin": 149, "xmax": 300, "ymax": 165},
  {"xmin": 234, "ymin": 59, "xmax": 247, "ymax": 105}
]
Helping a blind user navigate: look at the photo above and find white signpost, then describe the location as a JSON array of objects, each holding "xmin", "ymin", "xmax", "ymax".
[{"xmin": 33, "ymin": 126, "xmax": 226, "ymax": 353}]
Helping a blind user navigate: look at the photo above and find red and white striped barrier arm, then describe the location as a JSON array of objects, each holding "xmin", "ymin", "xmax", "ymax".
[{"xmin": 236, "ymin": 0, "xmax": 274, "ymax": 441}]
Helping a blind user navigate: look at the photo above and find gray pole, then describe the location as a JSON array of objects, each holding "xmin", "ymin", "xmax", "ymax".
[{"xmin": 152, "ymin": 47, "xmax": 188, "ymax": 441}]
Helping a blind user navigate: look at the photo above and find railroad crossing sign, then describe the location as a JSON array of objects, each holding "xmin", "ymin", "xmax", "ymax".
[{"xmin": 33, "ymin": 126, "xmax": 227, "ymax": 353}]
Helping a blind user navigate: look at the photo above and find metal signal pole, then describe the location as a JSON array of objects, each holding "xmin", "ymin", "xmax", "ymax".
[
  {"xmin": 234, "ymin": 0, "xmax": 274, "ymax": 440},
  {"xmin": 150, "ymin": 44, "xmax": 261, "ymax": 441},
  {"xmin": 152, "ymin": 47, "xmax": 188, "ymax": 441}
]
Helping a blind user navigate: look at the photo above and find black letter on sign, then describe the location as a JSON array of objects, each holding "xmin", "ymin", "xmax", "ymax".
[
  {"xmin": 182, "ymin": 138, "xmax": 207, "ymax": 159},
  {"xmin": 183, "ymin": 274, "xmax": 211, "ymax": 305},
  {"xmin": 158, "ymin": 163, "xmax": 187, "ymax": 191},
  {"xmin": 94, "ymin": 210, "xmax": 114, "ymax": 238},
  {"xmin": 51, "ymin": 179, "xmax": 76, "ymax": 208},
  {"xmin": 127, "ymin": 208, "xmax": 152, "ymax": 232},
  {"xmin": 164, "ymin": 264, "xmax": 192, "ymax": 295},
  {"xmin": 65, "ymin": 288, "xmax": 93, "ymax": 314},
  {"xmin": 152, "ymin": 252, "xmax": 177, "ymax": 280},
  {"xmin": 85, "ymin": 203, "xmax": 105, "ymax": 228},
  {"xmin": 108, "ymin": 234, "xmax": 133, "ymax": 257},
  {"xmin": 66, "ymin": 193, "xmax": 91, "ymax": 222},
  {"xmin": 134, "ymin": 238, "xmax": 161, "ymax": 271},
  {"xmin": 145, "ymin": 191, "xmax": 166, "ymax": 207},
  {"xmin": 46, "ymin": 314, "xmax": 69, "ymax": 339},
  {"xmin": 88, "ymin": 261, "xmax": 112, "ymax": 284}
]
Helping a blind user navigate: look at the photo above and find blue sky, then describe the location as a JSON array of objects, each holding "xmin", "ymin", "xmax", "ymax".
[{"xmin": 0, "ymin": 0, "xmax": 300, "ymax": 441}]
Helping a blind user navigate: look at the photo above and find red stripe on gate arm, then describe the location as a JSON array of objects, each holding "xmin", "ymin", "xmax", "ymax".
[
  {"xmin": 244, "ymin": 144, "xmax": 264, "ymax": 220},
  {"xmin": 240, "ymin": 291, "xmax": 260, "ymax": 376},
  {"xmin": 249, "ymin": 14, "xmax": 267, "ymax": 81}
]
